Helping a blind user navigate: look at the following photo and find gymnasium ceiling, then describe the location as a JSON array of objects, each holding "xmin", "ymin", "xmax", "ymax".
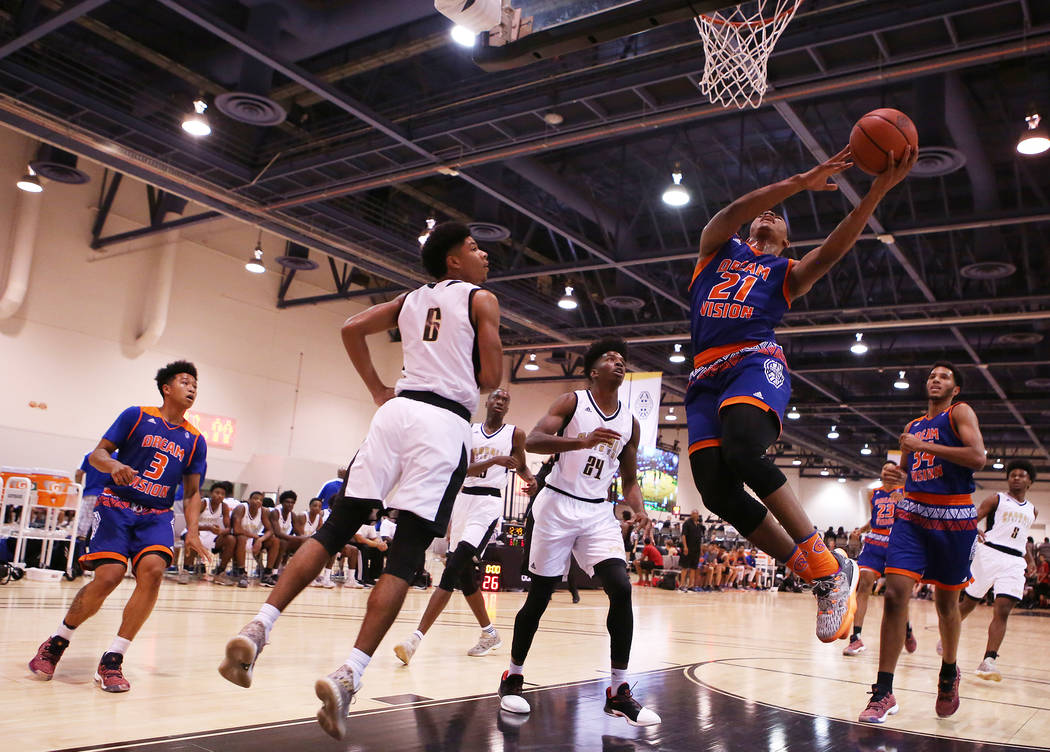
[{"xmin": 1, "ymin": 0, "xmax": 1048, "ymax": 482}]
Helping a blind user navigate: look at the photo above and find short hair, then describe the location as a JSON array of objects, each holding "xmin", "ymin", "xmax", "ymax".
[
  {"xmin": 882, "ymin": 460, "xmax": 898, "ymax": 469},
  {"xmin": 421, "ymin": 221, "xmax": 471, "ymax": 279},
  {"xmin": 1006, "ymin": 459, "xmax": 1037, "ymax": 483},
  {"xmin": 210, "ymin": 480, "xmax": 233, "ymax": 495},
  {"xmin": 929, "ymin": 360, "xmax": 963, "ymax": 391},
  {"xmin": 155, "ymin": 360, "xmax": 197, "ymax": 397},
  {"xmin": 583, "ymin": 337, "xmax": 628, "ymax": 379},
  {"xmin": 248, "ymin": 491, "xmax": 263, "ymax": 499},
  {"xmin": 279, "ymin": 490, "xmax": 298, "ymax": 504},
  {"xmin": 263, "ymin": 496, "xmax": 275, "ymax": 508},
  {"xmin": 309, "ymin": 497, "xmax": 323, "ymax": 505}
]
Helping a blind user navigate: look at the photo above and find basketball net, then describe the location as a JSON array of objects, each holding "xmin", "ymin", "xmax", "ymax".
[{"xmin": 694, "ymin": 0, "xmax": 802, "ymax": 109}]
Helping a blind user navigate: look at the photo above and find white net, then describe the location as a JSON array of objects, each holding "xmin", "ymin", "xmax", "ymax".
[{"xmin": 694, "ymin": 0, "xmax": 802, "ymax": 109}]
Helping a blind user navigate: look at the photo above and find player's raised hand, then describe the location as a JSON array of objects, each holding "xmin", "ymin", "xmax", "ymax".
[
  {"xmin": 184, "ymin": 533, "xmax": 212, "ymax": 566},
  {"xmin": 798, "ymin": 147, "xmax": 853, "ymax": 191},
  {"xmin": 110, "ymin": 462, "xmax": 137, "ymax": 486},
  {"xmin": 871, "ymin": 146, "xmax": 917, "ymax": 195},
  {"xmin": 580, "ymin": 428, "xmax": 622, "ymax": 449}
]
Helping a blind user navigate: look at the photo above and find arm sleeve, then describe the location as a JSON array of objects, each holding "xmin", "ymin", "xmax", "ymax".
[{"xmin": 102, "ymin": 406, "xmax": 142, "ymax": 448}]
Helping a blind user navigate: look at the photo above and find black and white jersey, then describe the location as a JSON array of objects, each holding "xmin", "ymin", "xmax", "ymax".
[
  {"xmin": 463, "ymin": 422, "xmax": 516, "ymax": 491},
  {"xmin": 985, "ymin": 492, "xmax": 1035, "ymax": 554},
  {"xmin": 544, "ymin": 390, "xmax": 635, "ymax": 502},
  {"xmin": 395, "ymin": 280, "xmax": 481, "ymax": 415}
]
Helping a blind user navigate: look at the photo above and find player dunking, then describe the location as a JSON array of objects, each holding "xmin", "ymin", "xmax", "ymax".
[
  {"xmin": 29, "ymin": 361, "xmax": 209, "ymax": 691},
  {"xmin": 497, "ymin": 338, "xmax": 660, "ymax": 727},
  {"xmin": 219, "ymin": 222, "xmax": 502, "ymax": 741},
  {"xmin": 859, "ymin": 362, "xmax": 986, "ymax": 723},
  {"xmin": 843, "ymin": 461, "xmax": 917, "ymax": 657},
  {"xmin": 394, "ymin": 388, "xmax": 536, "ymax": 664},
  {"xmin": 688, "ymin": 146, "xmax": 916, "ymax": 641},
  {"xmin": 956, "ymin": 460, "xmax": 1038, "ymax": 682}
]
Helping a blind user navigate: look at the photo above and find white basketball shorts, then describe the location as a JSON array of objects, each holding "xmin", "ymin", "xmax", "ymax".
[
  {"xmin": 965, "ymin": 543, "xmax": 1026, "ymax": 601},
  {"xmin": 526, "ymin": 486, "xmax": 626, "ymax": 577},
  {"xmin": 448, "ymin": 490, "xmax": 502, "ymax": 550}
]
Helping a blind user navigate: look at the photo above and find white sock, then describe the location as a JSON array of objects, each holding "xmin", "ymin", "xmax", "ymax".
[
  {"xmin": 108, "ymin": 636, "xmax": 132, "ymax": 656},
  {"xmin": 343, "ymin": 648, "xmax": 370, "ymax": 689},
  {"xmin": 412, "ymin": 629, "xmax": 424, "ymax": 641},
  {"xmin": 323, "ymin": 567, "xmax": 332, "ymax": 578},
  {"xmin": 55, "ymin": 620, "xmax": 76, "ymax": 641},
  {"xmin": 508, "ymin": 660, "xmax": 524, "ymax": 676},
  {"xmin": 610, "ymin": 667, "xmax": 628, "ymax": 691},
  {"xmin": 482, "ymin": 624, "xmax": 497, "ymax": 636},
  {"xmin": 254, "ymin": 603, "xmax": 281, "ymax": 639}
]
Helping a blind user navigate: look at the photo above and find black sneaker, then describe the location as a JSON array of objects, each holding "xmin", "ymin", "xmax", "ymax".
[
  {"xmin": 604, "ymin": 683, "xmax": 661, "ymax": 726},
  {"xmin": 498, "ymin": 670, "xmax": 530, "ymax": 714}
]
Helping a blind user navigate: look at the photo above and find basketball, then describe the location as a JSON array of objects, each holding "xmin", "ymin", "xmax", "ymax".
[{"xmin": 849, "ymin": 108, "xmax": 919, "ymax": 175}]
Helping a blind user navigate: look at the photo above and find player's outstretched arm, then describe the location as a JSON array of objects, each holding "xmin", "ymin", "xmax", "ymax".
[
  {"xmin": 698, "ymin": 147, "xmax": 852, "ymax": 259},
  {"xmin": 788, "ymin": 146, "xmax": 916, "ymax": 299},
  {"xmin": 341, "ymin": 293, "xmax": 408, "ymax": 407},
  {"xmin": 617, "ymin": 418, "xmax": 647, "ymax": 526},
  {"xmin": 471, "ymin": 289, "xmax": 503, "ymax": 391}
]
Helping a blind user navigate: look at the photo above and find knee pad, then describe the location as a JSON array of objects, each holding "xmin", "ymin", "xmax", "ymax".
[
  {"xmin": 382, "ymin": 512, "xmax": 436, "ymax": 582},
  {"xmin": 312, "ymin": 496, "xmax": 382, "ymax": 556},
  {"xmin": 689, "ymin": 448, "xmax": 768, "ymax": 537},
  {"xmin": 438, "ymin": 541, "xmax": 479, "ymax": 593}
]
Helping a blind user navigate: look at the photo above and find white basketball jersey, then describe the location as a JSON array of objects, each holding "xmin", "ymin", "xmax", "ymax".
[
  {"xmin": 985, "ymin": 492, "xmax": 1035, "ymax": 554},
  {"xmin": 275, "ymin": 509, "xmax": 294, "ymax": 536},
  {"xmin": 395, "ymin": 279, "xmax": 481, "ymax": 414},
  {"xmin": 241, "ymin": 505, "xmax": 264, "ymax": 536},
  {"xmin": 200, "ymin": 500, "xmax": 224, "ymax": 529},
  {"xmin": 303, "ymin": 510, "xmax": 326, "ymax": 536},
  {"xmin": 463, "ymin": 422, "xmax": 516, "ymax": 490},
  {"xmin": 545, "ymin": 390, "xmax": 635, "ymax": 502}
]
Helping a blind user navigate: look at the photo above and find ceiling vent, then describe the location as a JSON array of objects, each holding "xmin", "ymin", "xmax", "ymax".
[
  {"xmin": 30, "ymin": 144, "xmax": 89, "ymax": 184},
  {"xmin": 603, "ymin": 295, "xmax": 645, "ymax": 310},
  {"xmin": 467, "ymin": 222, "xmax": 511, "ymax": 242},
  {"xmin": 276, "ymin": 242, "xmax": 318, "ymax": 271},
  {"xmin": 215, "ymin": 92, "xmax": 287, "ymax": 127},
  {"xmin": 995, "ymin": 332, "xmax": 1043, "ymax": 346},
  {"xmin": 960, "ymin": 261, "xmax": 1015, "ymax": 280},
  {"xmin": 909, "ymin": 146, "xmax": 966, "ymax": 177}
]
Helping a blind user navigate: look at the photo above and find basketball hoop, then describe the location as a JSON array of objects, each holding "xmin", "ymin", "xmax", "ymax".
[{"xmin": 694, "ymin": 0, "xmax": 803, "ymax": 109}]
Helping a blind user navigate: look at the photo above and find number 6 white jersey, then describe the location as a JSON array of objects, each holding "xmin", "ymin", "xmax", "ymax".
[
  {"xmin": 544, "ymin": 390, "xmax": 635, "ymax": 502},
  {"xmin": 395, "ymin": 279, "xmax": 481, "ymax": 415},
  {"xmin": 985, "ymin": 492, "xmax": 1035, "ymax": 555}
]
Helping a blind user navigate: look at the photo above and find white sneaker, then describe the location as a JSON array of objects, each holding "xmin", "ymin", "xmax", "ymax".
[
  {"xmin": 314, "ymin": 664, "xmax": 359, "ymax": 741},
  {"xmin": 975, "ymin": 657, "xmax": 1001, "ymax": 682},
  {"xmin": 321, "ymin": 574, "xmax": 336, "ymax": 589},
  {"xmin": 467, "ymin": 630, "xmax": 502, "ymax": 657},
  {"xmin": 344, "ymin": 578, "xmax": 364, "ymax": 589},
  {"xmin": 394, "ymin": 633, "xmax": 421, "ymax": 665},
  {"xmin": 310, "ymin": 576, "xmax": 324, "ymax": 588}
]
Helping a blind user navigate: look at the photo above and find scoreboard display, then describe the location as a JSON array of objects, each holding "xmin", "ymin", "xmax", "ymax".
[
  {"xmin": 501, "ymin": 522, "xmax": 526, "ymax": 547},
  {"xmin": 480, "ymin": 562, "xmax": 502, "ymax": 592}
]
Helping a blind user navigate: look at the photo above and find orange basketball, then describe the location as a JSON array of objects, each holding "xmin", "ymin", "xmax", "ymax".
[{"xmin": 848, "ymin": 108, "xmax": 918, "ymax": 175}]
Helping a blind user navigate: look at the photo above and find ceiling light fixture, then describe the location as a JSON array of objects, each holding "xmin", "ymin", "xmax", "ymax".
[
  {"xmin": 558, "ymin": 285, "xmax": 578, "ymax": 310},
  {"xmin": 786, "ymin": 406, "xmax": 800, "ymax": 420},
  {"xmin": 661, "ymin": 163, "xmax": 690, "ymax": 207},
  {"xmin": 827, "ymin": 425, "xmax": 839, "ymax": 440},
  {"xmin": 992, "ymin": 458, "xmax": 1004, "ymax": 470},
  {"xmin": 417, "ymin": 217, "xmax": 436, "ymax": 246},
  {"xmin": 669, "ymin": 343, "xmax": 686, "ymax": 363},
  {"xmin": 665, "ymin": 407, "xmax": 678, "ymax": 421},
  {"xmin": 450, "ymin": 24, "xmax": 476, "ymax": 47},
  {"xmin": 860, "ymin": 443, "xmax": 872, "ymax": 456},
  {"xmin": 838, "ymin": 476, "xmax": 847, "ymax": 483},
  {"xmin": 1017, "ymin": 112, "xmax": 1050, "ymax": 156},
  {"xmin": 523, "ymin": 353, "xmax": 540, "ymax": 372},
  {"xmin": 791, "ymin": 458, "xmax": 802, "ymax": 466},
  {"xmin": 820, "ymin": 468, "xmax": 830, "ymax": 477},
  {"xmin": 16, "ymin": 166, "xmax": 42, "ymax": 193},
  {"xmin": 850, "ymin": 332, "xmax": 868, "ymax": 355},
  {"xmin": 246, "ymin": 232, "xmax": 265, "ymax": 274},
  {"xmin": 893, "ymin": 371, "xmax": 909, "ymax": 390},
  {"xmin": 182, "ymin": 98, "xmax": 212, "ymax": 137}
]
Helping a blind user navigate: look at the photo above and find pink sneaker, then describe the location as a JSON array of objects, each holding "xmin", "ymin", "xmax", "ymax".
[
  {"xmin": 935, "ymin": 670, "xmax": 960, "ymax": 717},
  {"xmin": 858, "ymin": 690, "xmax": 898, "ymax": 723},
  {"xmin": 904, "ymin": 630, "xmax": 917, "ymax": 654},
  {"xmin": 94, "ymin": 652, "xmax": 131, "ymax": 692},
  {"xmin": 843, "ymin": 636, "xmax": 865, "ymax": 656},
  {"xmin": 28, "ymin": 636, "xmax": 69, "ymax": 679}
]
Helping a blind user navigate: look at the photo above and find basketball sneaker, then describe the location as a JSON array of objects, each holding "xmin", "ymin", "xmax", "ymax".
[
  {"xmin": 498, "ymin": 670, "xmax": 530, "ymax": 714},
  {"xmin": 177, "ymin": 570, "xmax": 191, "ymax": 585},
  {"xmin": 394, "ymin": 633, "xmax": 421, "ymax": 665},
  {"xmin": 843, "ymin": 636, "xmax": 865, "ymax": 656},
  {"xmin": 975, "ymin": 657, "xmax": 1001, "ymax": 682},
  {"xmin": 467, "ymin": 630, "xmax": 502, "ymax": 657},
  {"xmin": 28, "ymin": 635, "xmax": 68, "ymax": 679},
  {"xmin": 935, "ymin": 669, "xmax": 961, "ymax": 717},
  {"xmin": 94, "ymin": 652, "xmax": 131, "ymax": 692},
  {"xmin": 344, "ymin": 577, "xmax": 364, "ymax": 589},
  {"xmin": 812, "ymin": 549, "xmax": 858, "ymax": 643},
  {"xmin": 219, "ymin": 620, "xmax": 267, "ymax": 688},
  {"xmin": 604, "ymin": 683, "xmax": 661, "ymax": 726},
  {"xmin": 858, "ymin": 688, "xmax": 898, "ymax": 723},
  {"xmin": 904, "ymin": 630, "xmax": 918, "ymax": 654},
  {"xmin": 314, "ymin": 665, "xmax": 360, "ymax": 741}
]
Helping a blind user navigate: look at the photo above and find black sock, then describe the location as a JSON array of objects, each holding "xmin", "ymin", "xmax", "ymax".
[
  {"xmin": 875, "ymin": 671, "xmax": 894, "ymax": 694},
  {"xmin": 984, "ymin": 650, "xmax": 998, "ymax": 660},
  {"xmin": 852, "ymin": 626, "xmax": 862, "ymax": 640},
  {"xmin": 939, "ymin": 661, "xmax": 957, "ymax": 681}
]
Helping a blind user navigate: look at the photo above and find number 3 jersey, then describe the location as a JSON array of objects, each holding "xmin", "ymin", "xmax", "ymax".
[
  {"xmin": 102, "ymin": 406, "xmax": 208, "ymax": 509},
  {"xmin": 545, "ymin": 390, "xmax": 635, "ymax": 503},
  {"xmin": 462, "ymin": 422, "xmax": 516, "ymax": 491},
  {"xmin": 395, "ymin": 279, "xmax": 481, "ymax": 416}
]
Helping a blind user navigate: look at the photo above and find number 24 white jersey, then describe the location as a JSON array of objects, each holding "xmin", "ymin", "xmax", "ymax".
[{"xmin": 545, "ymin": 390, "xmax": 635, "ymax": 502}]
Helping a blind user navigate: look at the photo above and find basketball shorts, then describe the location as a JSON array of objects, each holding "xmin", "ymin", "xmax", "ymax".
[
  {"xmin": 199, "ymin": 530, "xmax": 218, "ymax": 551},
  {"xmin": 343, "ymin": 394, "xmax": 470, "ymax": 536},
  {"xmin": 80, "ymin": 493, "xmax": 174, "ymax": 571},
  {"xmin": 965, "ymin": 543, "xmax": 1026, "ymax": 601},
  {"xmin": 526, "ymin": 486, "xmax": 626, "ymax": 577},
  {"xmin": 680, "ymin": 550, "xmax": 700, "ymax": 569},
  {"xmin": 448, "ymin": 489, "xmax": 502, "ymax": 550},
  {"xmin": 76, "ymin": 494, "xmax": 98, "ymax": 539},
  {"xmin": 639, "ymin": 560, "xmax": 656, "ymax": 572},
  {"xmin": 884, "ymin": 496, "xmax": 978, "ymax": 589},
  {"xmin": 857, "ymin": 531, "xmax": 891, "ymax": 575},
  {"xmin": 686, "ymin": 349, "xmax": 791, "ymax": 450}
]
